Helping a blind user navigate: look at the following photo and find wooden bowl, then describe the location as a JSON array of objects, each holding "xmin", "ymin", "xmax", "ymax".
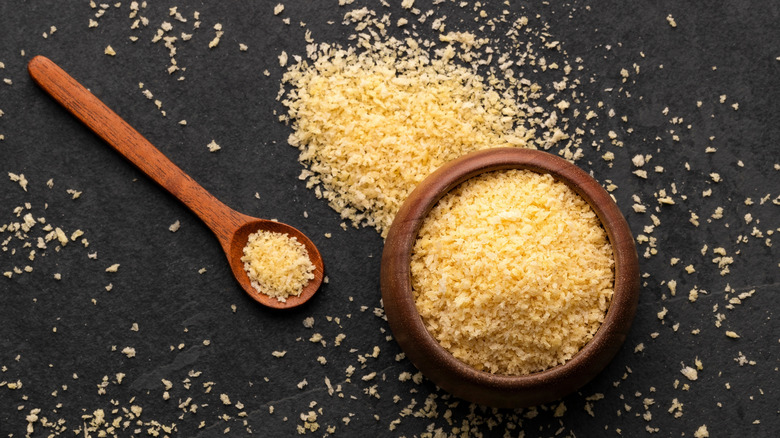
[{"xmin": 380, "ymin": 148, "xmax": 639, "ymax": 408}]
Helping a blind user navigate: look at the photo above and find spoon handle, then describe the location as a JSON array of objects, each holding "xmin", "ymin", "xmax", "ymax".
[{"xmin": 28, "ymin": 55, "xmax": 248, "ymax": 243}]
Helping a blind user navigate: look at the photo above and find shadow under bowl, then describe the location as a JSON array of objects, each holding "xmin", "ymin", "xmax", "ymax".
[{"xmin": 380, "ymin": 147, "xmax": 640, "ymax": 408}]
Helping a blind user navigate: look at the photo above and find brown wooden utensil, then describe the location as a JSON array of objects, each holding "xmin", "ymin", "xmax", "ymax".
[
  {"xmin": 381, "ymin": 147, "xmax": 639, "ymax": 407},
  {"xmin": 28, "ymin": 55, "xmax": 324, "ymax": 309}
]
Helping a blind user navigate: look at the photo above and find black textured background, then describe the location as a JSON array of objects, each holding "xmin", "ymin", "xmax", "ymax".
[{"xmin": 1, "ymin": 1, "xmax": 778, "ymax": 437}]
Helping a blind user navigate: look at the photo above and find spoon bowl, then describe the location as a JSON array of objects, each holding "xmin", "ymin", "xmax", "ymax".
[
  {"xmin": 227, "ymin": 219, "xmax": 323, "ymax": 309},
  {"xmin": 28, "ymin": 55, "xmax": 324, "ymax": 309}
]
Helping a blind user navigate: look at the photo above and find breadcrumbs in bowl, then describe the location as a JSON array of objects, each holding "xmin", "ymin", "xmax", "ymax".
[
  {"xmin": 411, "ymin": 169, "xmax": 615, "ymax": 376},
  {"xmin": 381, "ymin": 148, "xmax": 640, "ymax": 408}
]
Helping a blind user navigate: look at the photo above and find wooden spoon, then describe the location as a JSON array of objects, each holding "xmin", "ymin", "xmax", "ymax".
[{"xmin": 28, "ymin": 55, "xmax": 324, "ymax": 309}]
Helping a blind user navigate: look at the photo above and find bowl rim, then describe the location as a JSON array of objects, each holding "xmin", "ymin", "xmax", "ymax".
[{"xmin": 380, "ymin": 147, "xmax": 639, "ymax": 407}]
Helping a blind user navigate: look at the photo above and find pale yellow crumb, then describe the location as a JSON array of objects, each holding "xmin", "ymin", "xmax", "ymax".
[
  {"xmin": 208, "ymin": 23, "xmax": 223, "ymax": 48},
  {"xmin": 694, "ymin": 425, "xmax": 709, "ymax": 438},
  {"xmin": 680, "ymin": 365, "xmax": 698, "ymax": 381},
  {"xmin": 207, "ymin": 140, "xmax": 221, "ymax": 152},
  {"xmin": 8, "ymin": 172, "xmax": 28, "ymax": 191}
]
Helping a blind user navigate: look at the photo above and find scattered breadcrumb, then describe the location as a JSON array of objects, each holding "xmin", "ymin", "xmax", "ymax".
[
  {"xmin": 680, "ymin": 365, "xmax": 698, "ymax": 381},
  {"xmin": 208, "ymin": 23, "xmax": 223, "ymax": 48},
  {"xmin": 207, "ymin": 140, "xmax": 221, "ymax": 152},
  {"xmin": 8, "ymin": 173, "xmax": 28, "ymax": 191},
  {"xmin": 220, "ymin": 393, "xmax": 232, "ymax": 405}
]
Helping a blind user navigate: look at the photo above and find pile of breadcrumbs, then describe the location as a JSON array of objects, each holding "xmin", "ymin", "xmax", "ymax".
[
  {"xmin": 241, "ymin": 229, "xmax": 315, "ymax": 302},
  {"xmin": 411, "ymin": 170, "xmax": 614, "ymax": 375},
  {"xmin": 281, "ymin": 32, "xmax": 543, "ymax": 237}
]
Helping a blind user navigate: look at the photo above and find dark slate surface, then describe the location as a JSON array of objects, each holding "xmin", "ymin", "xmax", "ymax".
[{"xmin": 1, "ymin": 1, "xmax": 778, "ymax": 437}]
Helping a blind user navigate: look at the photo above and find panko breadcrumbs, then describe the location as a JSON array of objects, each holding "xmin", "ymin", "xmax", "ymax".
[
  {"xmin": 282, "ymin": 34, "xmax": 536, "ymax": 237},
  {"xmin": 241, "ymin": 229, "xmax": 315, "ymax": 302},
  {"xmin": 411, "ymin": 170, "xmax": 614, "ymax": 375},
  {"xmin": 1, "ymin": 2, "xmax": 775, "ymax": 436}
]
